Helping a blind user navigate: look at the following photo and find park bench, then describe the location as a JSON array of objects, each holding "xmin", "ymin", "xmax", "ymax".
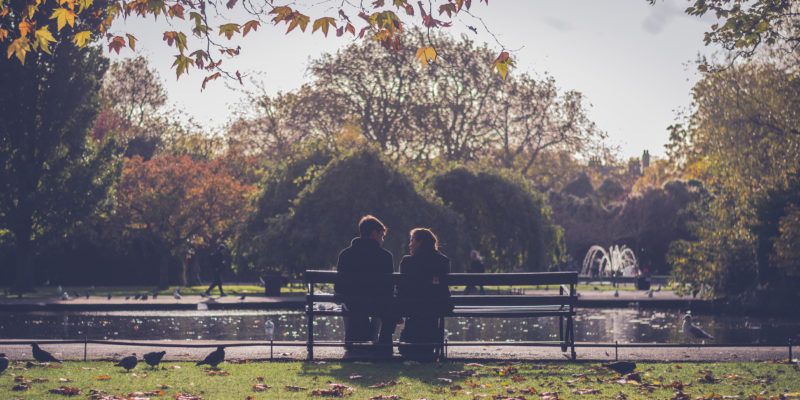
[{"xmin": 304, "ymin": 270, "xmax": 578, "ymax": 360}]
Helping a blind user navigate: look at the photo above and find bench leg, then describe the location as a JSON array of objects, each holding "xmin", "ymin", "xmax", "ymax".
[
  {"xmin": 567, "ymin": 314, "xmax": 576, "ymax": 360},
  {"xmin": 306, "ymin": 312, "xmax": 314, "ymax": 361},
  {"xmin": 559, "ymin": 315, "xmax": 566, "ymax": 352}
]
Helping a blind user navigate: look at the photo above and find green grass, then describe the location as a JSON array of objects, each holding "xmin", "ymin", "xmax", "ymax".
[{"xmin": 1, "ymin": 360, "xmax": 797, "ymax": 399}]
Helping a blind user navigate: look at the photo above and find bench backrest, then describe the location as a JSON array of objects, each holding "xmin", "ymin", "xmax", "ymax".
[{"xmin": 304, "ymin": 270, "xmax": 577, "ymax": 308}]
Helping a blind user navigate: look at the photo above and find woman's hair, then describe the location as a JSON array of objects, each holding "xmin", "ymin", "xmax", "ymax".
[
  {"xmin": 410, "ymin": 228, "xmax": 438, "ymax": 252},
  {"xmin": 470, "ymin": 250, "xmax": 483, "ymax": 261}
]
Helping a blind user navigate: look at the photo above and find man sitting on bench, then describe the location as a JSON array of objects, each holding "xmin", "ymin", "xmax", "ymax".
[{"xmin": 334, "ymin": 215, "xmax": 396, "ymax": 357}]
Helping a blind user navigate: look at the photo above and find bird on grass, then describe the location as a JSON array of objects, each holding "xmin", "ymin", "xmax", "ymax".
[
  {"xmin": 115, "ymin": 354, "xmax": 138, "ymax": 372},
  {"xmin": 0, "ymin": 353, "xmax": 9, "ymax": 374},
  {"xmin": 196, "ymin": 346, "xmax": 225, "ymax": 369},
  {"xmin": 683, "ymin": 313, "xmax": 714, "ymax": 342},
  {"xmin": 143, "ymin": 351, "xmax": 166, "ymax": 368},
  {"xmin": 31, "ymin": 344, "xmax": 61, "ymax": 363},
  {"xmin": 603, "ymin": 361, "xmax": 636, "ymax": 375}
]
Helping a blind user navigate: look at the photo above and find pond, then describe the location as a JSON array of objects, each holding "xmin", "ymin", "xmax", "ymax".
[{"xmin": 1, "ymin": 308, "xmax": 798, "ymax": 344}]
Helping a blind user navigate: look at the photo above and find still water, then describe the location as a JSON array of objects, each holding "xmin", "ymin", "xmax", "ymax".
[{"xmin": 2, "ymin": 309, "xmax": 798, "ymax": 344}]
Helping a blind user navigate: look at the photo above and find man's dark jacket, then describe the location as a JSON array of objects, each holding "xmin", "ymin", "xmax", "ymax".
[{"xmin": 334, "ymin": 237, "xmax": 394, "ymax": 311}]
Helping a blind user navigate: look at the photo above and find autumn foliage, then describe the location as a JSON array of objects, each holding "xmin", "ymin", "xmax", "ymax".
[{"xmin": 115, "ymin": 154, "xmax": 254, "ymax": 261}]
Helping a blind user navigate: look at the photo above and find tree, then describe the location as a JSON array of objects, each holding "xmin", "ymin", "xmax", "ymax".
[
  {"xmin": 115, "ymin": 155, "xmax": 254, "ymax": 287},
  {"xmin": 0, "ymin": 44, "xmax": 118, "ymax": 291},
  {"xmin": 1, "ymin": 0, "xmax": 505, "ymax": 85},
  {"xmin": 433, "ymin": 167, "xmax": 564, "ymax": 272},
  {"xmin": 667, "ymin": 60, "xmax": 800, "ymax": 299},
  {"xmin": 238, "ymin": 148, "xmax": 467, "ymax": 277},
  {"xmin": 670, "ymin": 0, "xmax": 800, "ymax": 60}
]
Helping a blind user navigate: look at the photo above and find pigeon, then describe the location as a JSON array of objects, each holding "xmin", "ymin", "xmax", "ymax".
[
  {"xmin": 683, "ymin": 313, "xmax": 714, "ymax": 341},
  {"xmin": 173, "ymin": 288, "xmax": 182, "ymax": 300},
  {"xmin": 613, "ymin": 290, "xmax": 619, "ymax": 297},
  {"xmin": 60, "ymin": 292, "xmax": 70, "ymax": 301},
  {"xmin": 603, "ymin": 361, "xmax": 636, "ymax": 375},
  {"xmin": 140, "ymin": 294, "xmax": 148, "ymax": 301},
  {"xmin": 0, "ymin": 353, "xmax": 8, "ymax": 374},
  {"xmin": 125, "ymin": 295, "xmax": 131, "ymax": 300},
  {"xmin": 647, "ymin": 290, "xmax": 653, "ymax": 298},
  {"xmin": 196, "ymin": 346, "xmax": 225, "ymax": 369},
  {"xmin": 152, "ymin": 289, "xmax": 159, "ymax": 299},
  {"xmin": 31, "ymin": 344, "xmax": 61, "ymax": 363},
  {"xmin": 143, "ymin": 351, "xmax": 166, "ymax": 368},
  {"xmin": 72, "ymin": 291, "xmax": 81, "ymax": 299},
  {"xmin": 656, "ymin": 284, "xmax": 662, "ymax": 292},
  {"xmin": 239, "ymin": 294, "xmax": 246, "ymax": 300},
  {"xmin": 107, "ymin": 294, "xmax": 112, "ymax": 300},
  {"xmin": 115, "ymin": 354, "xmax": 138, "ymax": 371},
  {"xmin": 85, "ymin": 292, "xmax": 90, "ymax": 299},
  {"xmin": 57, "ymin": 285, "xmax": 63, "ymax": 294},
  {"xmin": 134, "ymin": 294, "xmax": 141, "ymax": 300}
]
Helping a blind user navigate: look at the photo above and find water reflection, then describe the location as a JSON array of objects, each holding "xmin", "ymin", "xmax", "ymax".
[{"xmin": 0, "ymin": 309, "xmax": 797, "ymax": 344}]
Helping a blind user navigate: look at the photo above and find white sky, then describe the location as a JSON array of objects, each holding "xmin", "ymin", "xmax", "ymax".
[{"xmin": 110, "ymin": 0, "xmax": 718, "ymax": 159}]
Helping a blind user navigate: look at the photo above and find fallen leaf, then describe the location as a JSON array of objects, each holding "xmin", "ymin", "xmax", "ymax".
[
  {"xmin": 96, "ymin": 374, "xmax": 113, "ymax": 380},
  {"xmin": 49, "ymin": 386, "xmax": 81, "ymax": 395},
  {"xmin": 369, "ymin": 381, "xmax": 397, "ymax": 388},
  {"xmin": 285, "ymin": 385, "xmax": 307, "ymax": 391},
  {"xmin": 572, "ymin": 388, "xmax": 601, "ymax": 395},
  {"xmin": 252, "ymin": 383, "xmax": 271, "ymax": 392}
]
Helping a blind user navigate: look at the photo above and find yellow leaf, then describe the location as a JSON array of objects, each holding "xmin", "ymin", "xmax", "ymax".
[
  {"xmin": 493, "ymin": 51, "xmax": 513, "ymax": 80},
  {"xmin": 50, "ymin": 7, "xmax": 77, "ymax": 31},
  {"xmin": 19, "ymin": 20, "xmax": 33, "ymax": 37},
  {"xmin": 415, "ymin": 46, "xmax": 437, "ymax": 66},
  {"xmin": 126, "ymin": 33, "xmax": 137, "ymax": 50},
  {"xmin": 73, "ymin": 30, "xmax": 91, "ymax": 47},
  {"xmin": 172, "ymin": 54, "xmax": 194, "ymax": 79},
  {"xmin": 312, "ymin": 17, "xmax": 336, "ymax": 37},
  {"xmin": 6, "ymin": 37, "xmax": 30, "ymax": 64},
  {"xmin": 26, "ymin": 4, "xmax": 37, "ymax": 19},
  {"xmin": 286, "ymin": 13, "xmax": 310, "ymax": 33},
  {"xmin": 76, "ymin": 0, "xmax": 93, "ymax": 12},
  {"xmin": 34, "ymin": 26, "xmax": 56, "ymax": 54},
  {"xmin": 0, "ymin": 28, "xmax": 8, "ymax": 41},
  {"xmin": 218, "ymin": 23, "xmax": 240, "ymax": 40},
  {"xmin": 242, "ymin": 20, "xmax": 260, "ymax": 37}
]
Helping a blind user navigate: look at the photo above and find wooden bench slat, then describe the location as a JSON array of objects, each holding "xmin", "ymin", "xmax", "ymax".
[
  {"xmin": 305, "ymin": 270, "xmax": 578, "ymax": 286},
  {"xmin": 307, "ymin": 294, "xmax": 576, "ymax": 306}
]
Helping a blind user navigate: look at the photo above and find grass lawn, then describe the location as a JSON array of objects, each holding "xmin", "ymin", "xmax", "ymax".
[{"xmin": 1, "ymin": 360, "xmax": 797, "ymax": 399}]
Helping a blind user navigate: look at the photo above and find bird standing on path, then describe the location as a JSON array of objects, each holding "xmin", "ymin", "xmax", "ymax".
[
  {"xmin": 196, "ymin": 346, "xmax": 225, "ymax": 369},
  {"xmin": 60, "ymin": 292, "xmax": 70, "ymax": 301},
  {"xmin": 115, "ymin": 354, "xmax": 138, "ymax": 371},
  {"xmin": 0, "ymin": 353, "xmax": 9, "ymax": 374},
  {"xmin": 31, "ymin": 344, "xmax": 61, "ymax": 363},
  {"xmin": 683, "ymin": 313, "xmax": 714, "ymax": 342},
  {"xmin": 173, "ymin": 288, "xmax": 182, "ymax": 300},
  {"xmin": 143, "ymin": 351, "xmax": 166, "ymax": 368},
  {"xmin": 602, "ymin": 361, "xmax": 636, "ymax": 375}
]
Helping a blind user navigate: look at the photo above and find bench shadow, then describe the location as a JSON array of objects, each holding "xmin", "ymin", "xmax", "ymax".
[{"xmin": 299, "ymin": 357, "xmax": 473, "ymax": 388}]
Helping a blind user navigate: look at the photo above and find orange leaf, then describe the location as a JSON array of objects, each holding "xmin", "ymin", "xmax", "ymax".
[{"xmin": 108, "ymin": 35, "xmax": 126, "ymax": 54}]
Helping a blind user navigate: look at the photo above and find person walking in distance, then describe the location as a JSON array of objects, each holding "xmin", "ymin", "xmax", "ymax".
[{"xmin": 205, "ymin": 243, "xmax": 230, "ymax": 297}]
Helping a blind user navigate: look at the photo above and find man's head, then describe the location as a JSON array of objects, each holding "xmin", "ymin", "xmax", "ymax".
[{"xmin": 358, "ymin": 215, "xmax": 386, "ymax": 245}]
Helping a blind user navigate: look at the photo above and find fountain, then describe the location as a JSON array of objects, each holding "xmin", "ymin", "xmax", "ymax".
[{"xmin": 581, "ymin": 245, "xmax": 639, "ymax": 277}]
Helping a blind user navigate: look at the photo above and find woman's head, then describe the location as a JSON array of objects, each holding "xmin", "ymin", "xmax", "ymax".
[{"xmin": 409, "ymin": 228, "xmax": 438, "ymax": 255}]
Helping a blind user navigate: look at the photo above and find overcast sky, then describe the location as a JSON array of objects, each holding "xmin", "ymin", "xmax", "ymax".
[{"xmin": 111, "ymin": 0, "xmax": 718, "ymax": 159}]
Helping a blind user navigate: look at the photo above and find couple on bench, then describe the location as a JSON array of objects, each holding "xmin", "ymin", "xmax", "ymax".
[{"xmin": 334, "ymin": 215, "xmax": 453, "ymax": 360}]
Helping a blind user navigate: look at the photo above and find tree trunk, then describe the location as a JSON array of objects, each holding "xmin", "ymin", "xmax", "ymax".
[
  {"xmin": 12, "ymin": 214, "xmax": 35, "ymax": 293},
  {"xmin": 158, "ymin": 251, "xmax": 170, "ymax": 289},
  {"xmin": 187, "ymin": 256, "xmax": 202, "ymax": 286}
]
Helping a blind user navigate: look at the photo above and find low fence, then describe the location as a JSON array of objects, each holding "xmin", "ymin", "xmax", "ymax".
[{"xmin": 0, "ymin": 338, "xmax": 793, "ymax": 363}]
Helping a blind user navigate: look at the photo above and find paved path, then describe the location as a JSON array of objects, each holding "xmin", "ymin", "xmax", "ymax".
[{"xmin": 0, "ymin": 340, "xmax": 791, "ymax": 362}]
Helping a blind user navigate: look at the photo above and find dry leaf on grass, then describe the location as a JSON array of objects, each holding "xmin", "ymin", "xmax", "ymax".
[
  {"xmin": 173, "ymin": 393, "xmax": 203, "ymax": 400},
  {"xmin": 368, "ymin": 381, "xmax": 397, "ymax": 388},
  {"xmin": 252, "ymin": 383, "xmax": 271, "ymax": 392},
  {"xmin": 48, "ymin": 386, "xmax": 81, "ymax": 395},
  {"xmin": 311, "ymin": 383, "xmax": 353, "ymax": 397},
  {"xmin": 284, "ymin": 385, "xmax": 307, "ymax": 391},
  {"xmin": 96, "ymin": 374, "xmax": 113, "ymax": 380}
]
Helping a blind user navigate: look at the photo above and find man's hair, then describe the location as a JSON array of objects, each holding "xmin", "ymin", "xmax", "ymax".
[
  {"xmin": 358, "ymin": 215, "xmax": 386, "ymax": 237},
  {"xmin": 411, "ymin": 228, "xmax": 439, "ymax": 252}
]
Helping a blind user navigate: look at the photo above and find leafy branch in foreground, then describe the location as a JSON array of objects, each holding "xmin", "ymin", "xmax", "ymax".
[{"xmin": 1, "ymin": 0, "xmax": 517, "ymax": 87}]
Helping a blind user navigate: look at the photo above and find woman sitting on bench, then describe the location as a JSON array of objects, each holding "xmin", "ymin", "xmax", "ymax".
[{"xmin": 397, "ymin": 228, "xmax": 453, "ymax": 360}]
